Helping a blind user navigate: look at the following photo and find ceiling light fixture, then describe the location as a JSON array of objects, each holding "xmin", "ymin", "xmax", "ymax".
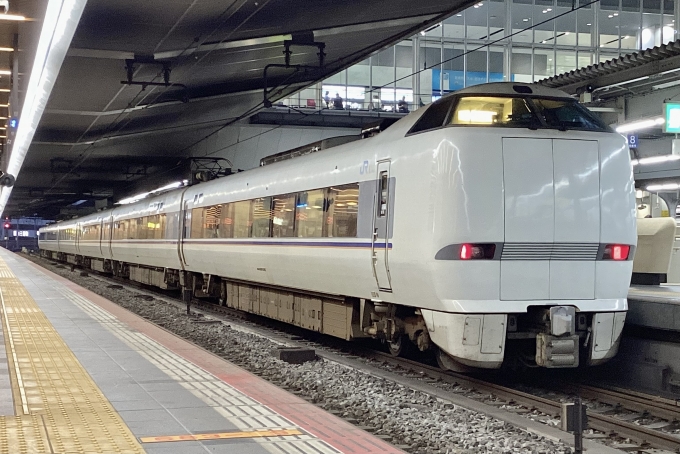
[
  {"xmin": 0, "ymin": 70, "xmax": 11, "ymax": 75},
  {"xmin": 587, "ymin": 23, "xmax": 592, "ymax": 25},
  {"xmin": 523, "ymin": 18, "xmax": 529, "ymax": 21},
  {"xmin": 615, "ymin": 117, "xmax": 665, "ymax": 133},
  {"xmin": 633, "ymin": 155, "xmax": 680, "ymax": 166},
  {"xmin": 647, "ymin": 182, "xmax": 680, "ymax": 191},
  {"xmin": 0, "ymin": 48, "xmax": 13, "ymax": 52},
  {"xmin": 0, "ymin": 14, "xmax": 26, "ymax": 21},
  {"xmin": 0, "ymin": 89, "xmax": 9, "ymax": 93},
  {"xmin": 0, "ymin": 0, "xmax": 88, "ymax": 218}
]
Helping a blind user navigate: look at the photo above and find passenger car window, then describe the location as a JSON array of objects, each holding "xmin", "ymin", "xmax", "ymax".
[
  {"xmin": 203, "ymin": 205, "xmax": 221, "ymax": 238},
  {"xmin": 219, "ymin": 203, "xmax": 235, "ymax": 238},
  {"xmin": 191, "ymin": 208, "xmax": 204, "ymax": 239},
  {"xmin": 273, "ymin": 194, "xmax": 296, "ymax": 238},
  {"xmin": 296, "ymin": 190, "xmax": 325, "ymax": 237},
  {"xmin": 252, "ymin": 197, "xmax": 272, "ymax": 238},
  {"xmin": 233, "ymin": 200, "xmax": 252, "ymax": 238},
  {"xmin": 327, "ymin": 183, "xmax": 359, "ymax": 237}
]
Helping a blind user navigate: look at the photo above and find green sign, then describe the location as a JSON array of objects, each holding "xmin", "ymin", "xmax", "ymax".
[{"xmin": 664, "ymin": 102, "xmax": 680, "ymax": 133}]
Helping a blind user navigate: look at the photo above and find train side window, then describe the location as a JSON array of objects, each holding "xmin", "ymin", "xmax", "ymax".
[
  {"xmin": 407, "ymin": 97, "xmax": 455, "ymax": 134},
  {"xmin": 191, "ymin": 208, "xmax": 204, "ymax": 239},
  {"xmin": 233, "ymin": 200, "xmax": 253, "ymax": 238},
  {"xmin": 147, "ymin": 214, "xmax": 163, "ymax": 239},
  {"xmin": 378, "ymin": 172, "xmax": 388, "ymax": 217},
  {"xmin": 158, "ymin": 214, "xmax": 166, "ymax": 239},
  {"xmin": 219, "ymin": 203, "xmax": 235, "ymax": 238},
  {"xmin": 203, "ymin": 205, "xmax": 222, "ymax": 238},
  {"xmin": 140, "ymin": 217, "xmax": 151, "ymax": 240},
  {"xmin": 296, "ymin": 190, "xmax": 324, "ymax": 237},
  {"xmin": 252, "ymin": 197, "xmax": 272, "ymax": 238},
  {"xmin": 327, "ymin": 183, "xmax": 359, "ymax": 238},
  {"xmin": 273, "ymin": 194, "xmax": 296, "ymax": 238}
]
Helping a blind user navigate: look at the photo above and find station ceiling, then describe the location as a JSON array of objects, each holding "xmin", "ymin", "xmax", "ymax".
[{"xmin": 8, "ymin": 0, "xmax": 476, "ymax": 219}]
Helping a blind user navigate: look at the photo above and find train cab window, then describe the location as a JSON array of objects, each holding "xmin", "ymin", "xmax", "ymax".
[
  {"xmin": 233, "ymin": 200, "xmax": 253, "ymax": 238},
  {"xmin": 408, "ymin": 98, "xmax": 455, "ymax": 134},
  {"xmin": 273, "ymin": 194, "xmax": 296, "ymax": 238},
  {"xmin": 531, "ymin": 98, "xmax": 609, "ymax": 131},
  {"xmin": 252, "ymin": 197, "xmax": 272, "ymax": 238},
  {"xmin": 295, "ymin": 190, "xmax": 325, "ymax": 237},
  {"xmin": 203, "ymin": 205, "xmax": 221, "ymax": 238},
  {"xmin": 451, "ymin": 96, "xmax": 536, "ymax": 127},
  {"xmin": 327, "ymin": 183, "xmax": 359, "ymax": 238}
]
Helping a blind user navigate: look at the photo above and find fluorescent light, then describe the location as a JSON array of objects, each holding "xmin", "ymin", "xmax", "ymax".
[
  {"xmin": 633, "ymin": 155, "xmax": 680, "ymax": 166},
  {"xmin": 0, "ymin": 14, "xmax": 26, "ymax": 21},
  {"xmin": 0, "ymin": 48, "xmax": 13, "ymax": 52},
  {"xmin": 615, "ymin": 117, "xmax": 665, "ymax": 133},
  {"xmin": 0, "ymin": 0, "xmax": 88, "ymax": 218},
  {"xmin": 116, "ymin": 180, "xmax": 188, "ymax": 205},
  {"xmin": 0, "ymin": 70, "xmax": 10, "ymax": 76},
  {"xmin": 0, "ymin": 89, "xmax": 9, "ymax": 93},
  {"xmin": 647, "ymin": 183, "xmax": 680, "ymax": 191},
  {"xmin": 653, "ymin": 79, "xmax": 680, "ymax": 90}
]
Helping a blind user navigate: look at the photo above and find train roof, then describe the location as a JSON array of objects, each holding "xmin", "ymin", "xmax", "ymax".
[{"xmin": 454, "ymin": 82, "xmax": 572, "ymax": 99}]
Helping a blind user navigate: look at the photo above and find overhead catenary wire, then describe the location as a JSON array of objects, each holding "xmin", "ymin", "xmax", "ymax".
[{"xmin": 44, "ymin": 0, "xmax": 600, "ymax": 205}]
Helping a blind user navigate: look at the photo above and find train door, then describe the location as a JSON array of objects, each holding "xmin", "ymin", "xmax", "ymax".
[
  {"xmin": 107, "ymin": 217, "xmax": 114, "ymax": 258},
  {"xmin": 371, "ymin": 159, "xmax": 392, "ymax": 292},
  {"xmin": 75, "ymin": 222, "xmax": 81, "ymax": 255},
  {"xmin": 178, "ymin": 199, "xmax": 190, "ymax": 269}
]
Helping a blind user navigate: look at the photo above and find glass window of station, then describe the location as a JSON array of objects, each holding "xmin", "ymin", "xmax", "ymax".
[{"xmin": 283, "ymin": 0, "xmax": 677, "ymax": 111}]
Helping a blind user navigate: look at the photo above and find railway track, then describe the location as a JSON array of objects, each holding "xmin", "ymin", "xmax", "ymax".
[{"xmin": 35, "ymin": 256, "xmax": 680, "ymax": 453}]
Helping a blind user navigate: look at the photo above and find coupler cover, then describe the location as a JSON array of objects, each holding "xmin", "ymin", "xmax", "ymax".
[{"xmin": 536, "ymin": 333, "xmax": 580, "ymax": 368}]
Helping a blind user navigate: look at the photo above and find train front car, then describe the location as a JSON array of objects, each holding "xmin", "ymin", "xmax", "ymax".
[{"xmin": 406, "ymin": 83, "xmax": 636, "ymax": 370}]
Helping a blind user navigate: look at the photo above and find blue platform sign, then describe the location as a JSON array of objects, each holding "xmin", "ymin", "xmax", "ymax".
[{"xmin": 627, "ymin": 134, "xmax": 638, "ymax": 148}]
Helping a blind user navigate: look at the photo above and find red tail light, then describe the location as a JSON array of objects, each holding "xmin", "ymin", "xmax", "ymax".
[
  {"xmin": 460, "ymin": 243, "xmax": 496, "ymax": 260},
  {"xmin": 603, "ymin": 244, "xmax": 630, "ymax": 261}
]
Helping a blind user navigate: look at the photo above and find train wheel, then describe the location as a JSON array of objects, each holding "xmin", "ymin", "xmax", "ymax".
[{"xmin": 388, "ymin": 335, "xmax": 408, "ymax": 357}]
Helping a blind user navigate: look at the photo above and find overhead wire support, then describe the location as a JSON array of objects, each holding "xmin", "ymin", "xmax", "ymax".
[
  {"xmin": 263, "ymin": 37, "xmax": 326, "ymax": 108},
  {"xmin": 121, "ymin": 58, "xmax": 188, "ymax": 98}
]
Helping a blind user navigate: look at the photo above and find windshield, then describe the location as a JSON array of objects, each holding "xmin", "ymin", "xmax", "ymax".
[
  {"xmin": 451, "ymin": 96, "xmax": 537, "ymax": 128},
  {"xmin": 407, "ymin": 94, "xmax": 611, "ymax": 135},
  {"xmin": 531, "ymin": 98, "xmax": 608, "ymax": 131},
  {"xmin": 450, "ymin": 95, "xmax": 610, "ymax": 132}
]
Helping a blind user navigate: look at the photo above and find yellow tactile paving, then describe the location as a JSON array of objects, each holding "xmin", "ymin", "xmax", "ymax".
[{"xmin": 0, "ymin": 259, "xmax": 144, "ymax": 454}]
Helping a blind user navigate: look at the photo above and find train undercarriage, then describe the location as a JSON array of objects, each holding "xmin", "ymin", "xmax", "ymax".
[{"xmin": 40, "ymin": 249, "xmax": 622, "ymax": 371}]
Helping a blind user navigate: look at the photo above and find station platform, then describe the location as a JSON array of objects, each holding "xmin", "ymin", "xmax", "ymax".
[
  {"xmin": 627, "ymin": 285, "xmax": 680, "ymax": 331},
  {"xmin": 0, "ymin": 249, "xmax": 401, "ymax": 454}
]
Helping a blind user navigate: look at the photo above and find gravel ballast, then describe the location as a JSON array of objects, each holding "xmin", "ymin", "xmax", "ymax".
[{"xmin": 29, "ymin": 255, "xmax": 573, "ymax": 454}]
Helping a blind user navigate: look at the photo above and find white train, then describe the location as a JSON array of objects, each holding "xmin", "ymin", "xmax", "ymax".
[{"xmin": 39, "ymin": 83, "xmax": 636, "ymax": 370}]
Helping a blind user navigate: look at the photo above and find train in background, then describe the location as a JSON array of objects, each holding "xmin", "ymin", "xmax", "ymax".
[
  {"xmin": 2, "ymin": 217, "xmax": 53, "ymax": 252},
  {"xmin": 39, "ymin": 82, "xmax": 636, "ymax": 371}
]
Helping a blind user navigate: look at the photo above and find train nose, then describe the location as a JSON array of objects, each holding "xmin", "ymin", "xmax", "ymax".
[{"xmin": 501, "ymin": 137, "xmax": 601, "ymax": 301}]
